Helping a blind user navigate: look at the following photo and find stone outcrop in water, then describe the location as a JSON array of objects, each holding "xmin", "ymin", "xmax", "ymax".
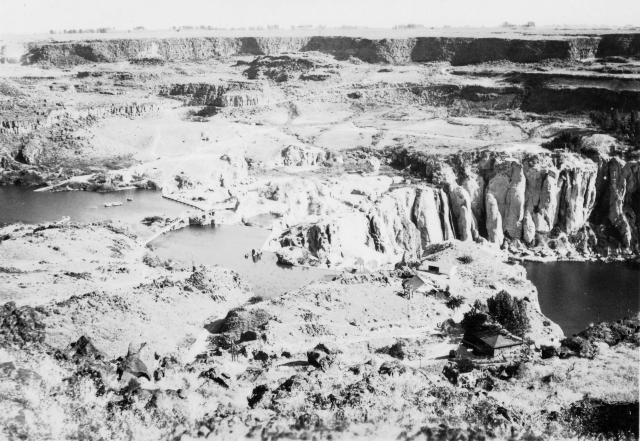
[{"xmin": 19, "ymin": 34, "xmax": 640, "ymax": 66}]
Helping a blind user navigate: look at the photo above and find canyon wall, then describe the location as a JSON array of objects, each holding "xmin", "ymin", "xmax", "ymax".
[
  {"xmin": 19, "ymin": 34, "xmax": 640, "ymax": 66},
  {"xmin": 278, "ymin": 150, "xmax": 640, "ymax": 265},
  {"xmin": 393, "ymin": 149, "xmax": 640, "ymax": 255}
]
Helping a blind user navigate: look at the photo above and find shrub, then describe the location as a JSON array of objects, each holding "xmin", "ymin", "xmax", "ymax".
[
  {"xmin": 457, "ymin": 255, "xmax": 473, "ymax": 264},
  {"xmin": 541, "ymin": 131, "xmax": 582, "ymax": 152},
  {"xmin": 445, "ymin": 295, "xmax": 464, "ymax": 310}
]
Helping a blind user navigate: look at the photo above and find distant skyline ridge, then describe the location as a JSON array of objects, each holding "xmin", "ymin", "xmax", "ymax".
[{"xmin": 1, "ymin": 0, "xmax": 639, "ymax": 35}]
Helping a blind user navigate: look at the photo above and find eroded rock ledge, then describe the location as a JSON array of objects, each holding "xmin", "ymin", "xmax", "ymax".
[{"xmin": 19, "ymin": 33, "xmax": 640, "ymax": 66}]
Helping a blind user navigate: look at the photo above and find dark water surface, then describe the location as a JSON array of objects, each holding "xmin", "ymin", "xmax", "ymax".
[
  {"xmin": 0, "ymin": 186, "xmax": 335, "ymax": 298},
  {"xmin": 149, "ymin": 225, "xmax": 336, "ymax": 298},
  {"xmin": 0, "ymin": 186, "xmax": 185, "ymax": 228},
  {"xmin": 524, "ymin": 261, "xmax": 640, "ymax": 336}
]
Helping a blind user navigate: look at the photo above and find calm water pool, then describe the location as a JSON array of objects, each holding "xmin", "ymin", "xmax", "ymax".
[
  {"xmin": 525, "ymin": 261, "xmax": 640, "ymax": 336},
  {"xmin": 0, "ymin": 186, "xmax": 185, "ymax": 232},
  {"xmin": 149, "ymin": 225, "xmax": 335, "ymax": 298}
]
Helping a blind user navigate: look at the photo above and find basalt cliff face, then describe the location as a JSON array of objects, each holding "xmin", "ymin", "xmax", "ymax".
[
  {"xmin": 18, "ymin": 34, "xmax": 640, "ymax": 66},
  {"xmin": 277, "ymin": 148, "xmax": 640, "ymax": 265}
]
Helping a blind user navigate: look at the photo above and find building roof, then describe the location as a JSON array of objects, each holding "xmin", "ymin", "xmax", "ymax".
[
  {"xmin": 404, "ymin": 274, "xmax": 426, "ymax": 290},
  {"xmin": 479, "ymin": 333, "xmax": 522, "ymax": 349},
  {"xmin": 464, "ymin": 330, "xmax": 523, "ymax": 349}
]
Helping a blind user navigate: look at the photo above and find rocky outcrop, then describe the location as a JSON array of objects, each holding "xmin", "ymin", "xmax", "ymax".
[
  {"xmin": 485, "ymin": 193, "xmax": 504, "ymax": 245},
  {"xmin": 592, "ymin": 157, "xmax": 640, "ymax": 251},
  {"xmin": 274, "ymin": 146, "xmax": 639, "ymax": 266},
  {"xmin": 0, "ymin": 302, "xmax": 45, "ymax": 348},
  {"xmin": 159, "ymin": 82, "xmax": 262, "ymax": 107},
  {"xmin": 485, "ymin": 159, "xmax": 527, "ymax": 240},
  {"xmin": 279, "ymin": 145, "xmax": 327, "ymax": 167},
  {"xmin": 21, "ymin": 34, "xmax": 640, "ymax": 66},
  {"xmin": 278, "ymin": 186, "xmax": 455, "ymax": 265}
]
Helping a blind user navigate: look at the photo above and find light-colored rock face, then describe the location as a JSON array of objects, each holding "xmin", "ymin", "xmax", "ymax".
[
  {"xmin": 448, "ymin": 185, "xmax": 472, "ymax": 241},
  {"xmin": 596, "ymin": 157, "xmax": 640, "ymax": 250},
  {"xmin": 524, "ymin": 163, "xmax": 559, "ymax": 234},
  {"xmin": 462, "ymin": 171, "xmax": 485, "ymax": 224},
  {"xmin": 486, "ymin": 159, "xmax": 525, "ymax": 240},
  {"xmin": 485, "ymin": 192, "xmax": 504, "ymax": 245},
  {"xmin": 385, "ymin": 149, "xmax": 639, "ymax": 258},
  {"xmin": 522, "ymin": 211, "xmax": 536, "ymax": 244},
  {"xmin": 275, "ymin": 185, "xmax": 456, "ymax": 266},
  {"xmin": 412, "ymin": 187, "xmax": 452, "ymax": 245},
  {"xmin": 557, "ymin": 165, "xmax": 598, "ymax": 233},
  {"xmin": 279, "ymin": 145, "xmax": 326, "ymax": 167},
  {"xmin": 269, "ymin": 149, "xmax": 639, "ymax": 265}
]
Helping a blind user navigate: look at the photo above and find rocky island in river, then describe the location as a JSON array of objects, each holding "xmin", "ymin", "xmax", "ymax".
[{"xmin": 0, "ymin": 25, "xmax": 638, "ymax": 440}]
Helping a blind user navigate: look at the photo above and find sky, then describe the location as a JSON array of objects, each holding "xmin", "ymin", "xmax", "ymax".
[{"xmin": 1, "ymin": 0, "xmax": 639, "ymax": 34}]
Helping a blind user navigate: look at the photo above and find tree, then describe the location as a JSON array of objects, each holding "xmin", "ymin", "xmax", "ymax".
[
  {"xmin": 486, "ymin": 291, "xmax": 530, "ymax": 337},
  {"xmin": 461, "ymin": 300, "xmax": 489, "ymax": 332}
]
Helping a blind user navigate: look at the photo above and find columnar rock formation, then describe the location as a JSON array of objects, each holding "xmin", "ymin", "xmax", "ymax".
[{"xmin": 278, "ymin": 149, "xmax": 639, "ymax": 265}]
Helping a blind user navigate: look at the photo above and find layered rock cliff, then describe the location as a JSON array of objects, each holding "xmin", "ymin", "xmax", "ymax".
[{"xmin": 19, "ymin": 34, "xmax": 640, "ymax": 66}]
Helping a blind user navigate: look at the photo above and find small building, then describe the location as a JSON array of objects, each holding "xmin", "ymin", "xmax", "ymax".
[
  {"xmin": 403, "ymin": 274, "xmax": 427, "ymax": 291},
  {"xmin": 424, "ymin": 262, "xmax": 457, "ymax": 277},
  {"xmin": 462, "ymin": 330, "xmax": 523, "ymax": 358},
  {"xmin": 402, "ymin": 272, "xmax": 434, "ymax": 298}
]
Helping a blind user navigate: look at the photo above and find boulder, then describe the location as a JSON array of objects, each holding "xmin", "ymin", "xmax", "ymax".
[
  {"xmin": 280, "ymin": 145, "xmax": 325, "ymax": 167},
  {"xmin": 379, "ymin": 360, "xmax": 407, "ymax": 376},
  {"xmin": 218, "ymin": 308, "xmax": 271, "ymax": 340},
  {"xmin": 247, "ymin": 384, "xmax": 269, "ymax": 408},
  {"xmin": 0, "ymin": 302, "xmax": 45, "ymax": 347},
  {"xmin": 307, "ymin": 349, "xmax": 334, "ymax": 371},
  {"xmin": 117, "ymin": 342, "xmax": 151, "ymax": 382},
  {"xmin": 361, "ymin": 157, "xmax": 381, "ymax": 173},
  {"xmin": 66, "ymin": 335, "xmax": 107, "ymax": 363}
]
